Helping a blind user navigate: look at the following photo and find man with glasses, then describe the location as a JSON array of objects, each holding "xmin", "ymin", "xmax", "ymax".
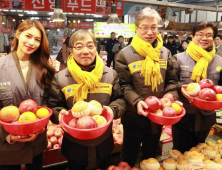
[
  {"xmin": 115, "ymin": 7, "xmax": 178, "ymax": 166},
  {"xmin": 172, "ymin": 21, "xmax": 222, "ymax": 153}
]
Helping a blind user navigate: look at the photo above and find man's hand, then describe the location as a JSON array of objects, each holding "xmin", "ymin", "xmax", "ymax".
[
  {"xmin": 10, "ymin": 132, "xmax": 39, "ymax": 142},
  {"xmin": 136, "ymin": 100, "xmax": 148, "ymax": 117},
  {"xmin": 181, "ymin": 85, "xmax": 193, "ymax": 103},
  {"xmin": 103, "ymin": 106, "xmax": 114, "ymax": 119}
]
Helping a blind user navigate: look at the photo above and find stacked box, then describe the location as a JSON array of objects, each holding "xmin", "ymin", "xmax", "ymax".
[{"xmin": 216, "ymin": 110, "xmax": 222, "ymax": 125}]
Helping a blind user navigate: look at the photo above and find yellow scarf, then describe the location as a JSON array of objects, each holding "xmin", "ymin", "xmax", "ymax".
[
  {"xmin": 186, "ymin": 41, "xmax": 215, "ymax": 83},
  {"xmin": 131, "ymin": 33, "xmax": 163, "ymax": 91},
  {"xmin": 67, "ymin": 53, "xmax": 104, "ymax": 103}
]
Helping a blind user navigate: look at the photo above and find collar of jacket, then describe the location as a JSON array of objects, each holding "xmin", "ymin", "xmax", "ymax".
[{"xmin": 205, "ymin": 45, "xmax": 213, "ymax": 52}]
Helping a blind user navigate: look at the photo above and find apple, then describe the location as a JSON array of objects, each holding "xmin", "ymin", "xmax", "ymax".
[
  {"xmin": 54, "ymin": 130, "xmax": 63, "ymax": 139},
  {"xmin": 145, "ymin": 96, "xmax": 161, "ymax": 112},
  {"xmin": 216, "ymin": 94, "xmax": 222, "ymax": 101},
  {"xmin": 49, "ymin": 136, "xmax": 57, "ymax": 145},
  {"xmin": 130, "ymin": 168, "xmax": 140, "ymax": 170},
  {"xmin": 160, "ymin": 98, "xmax": 172, "ymax": 109},
  {"xmin": 48, "ymin": 125, "xmax": 56, "ymax": 132},
  {"xmin": 214, "ymin": 86, "xmax": 222, "ymax": 94},
  {"xmin": 113, "ymin": 167, "xmax": 122, "ymax": 170},
  {"xmin": 57, "ymin": 124, "xmax": 62, "ymax": 128},
  {"xmin": 107, "ymin": 165, "xmax": 116, "ymax": 170},
  {"xmin": 171, "ymin": 103, "xmax": 182, "ymax": 115},
  {"xmin": 68, "ymin": 118, "xmax": 78, "ymax": 128},
  {"xmin": 163, "ymin": 93, "xmax": 174, "ymax": 103},
  {"xmin": 47, "ymin": 141, "xmax": 52, "ymax": 150},
  {"xmin": 47, "ymin": 130, "xmax": 54, "ymax": 138},
  {"xmin": 174, "ymin": 101, "xmax": 183, "ymax": 107},
  {"xmin": 162, "ymin": 107, "xmax": 176, "ymax": 117},
  {"xmin": 53, "ymin": 144, "xmax": 60, "ymax": 149},
  {"xmin": 76, "ymin": 116, "xmax": 98, "ymax": 129},
  {"xmin": 118, "ymin": 162, "xmax": 130, "ymax": 170},
  {"xmin": 58, "ymin": 137, "xmax": 63, "ymax": 147},
  {"xmin": 55, "ymin": 127, "xmax": 64, "ymax": 135}
]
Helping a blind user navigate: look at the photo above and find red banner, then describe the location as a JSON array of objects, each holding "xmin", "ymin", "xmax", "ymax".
[
  {"xmin": 0, "ymin": 0, "xmax": 123, "ymax": 15},
  {"xmin": 39, "ymin": 20, "xmax": 93, "ymax": 29}
]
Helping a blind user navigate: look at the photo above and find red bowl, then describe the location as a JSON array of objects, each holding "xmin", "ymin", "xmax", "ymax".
[
  {"xmin": 191, "ymin": 97, "xmax": 222, "ymax": 110},
  {"xmin": 0, "ymin": 106, "xmax": 52, "ymax": 136},
  {"xmin": 147, "ymin": 107, "xmax": 186, "ymax": 125},
  {"xmin": 61, "ymin": 109, "xmax": 113, "ymax": 140}
]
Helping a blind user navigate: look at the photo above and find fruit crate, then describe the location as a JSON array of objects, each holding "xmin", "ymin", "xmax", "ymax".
[{"xmin": 43, "ymin": 148, "xmax": 67, "ymax": 166}]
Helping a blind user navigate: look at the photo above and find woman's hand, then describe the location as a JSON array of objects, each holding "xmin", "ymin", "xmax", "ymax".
[
  {"xmin": 136, "ymin": 100, "xmax": 148, "ymax": 117},
  {"xmin": 181, "ymin": 85, "xmax": 193, "ymax": 103},
  {"xmin": 58, "ymin": 109, "xmax": 69, "ymax": 132},
  {"xmin": 10, "ymin": 132, "xmax": 39, "ymax": 142},
  {"xmin": 103, "ymin": 106, "xmax": 114, "ymax": 118}
]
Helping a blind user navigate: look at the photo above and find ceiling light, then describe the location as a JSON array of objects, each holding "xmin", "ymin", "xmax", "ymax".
[
  {"xmin": 57, "ymin": 29, "xmax": 60, "ymax": 31},
  {"xmin": 86, "ymin": 14, "xmax": 91, "ymax": 15},
  {"xmin": 73, "ymin": 20, "xmax": 76, "ymax": 23},
  {"xmin": 27, "ymin": 11, "xmax": 38, "ymax": 15},
  {"xmin": 77, "ymin": 20, "xmax": 80, "ymax": 23},
  {"xmin": 48, "ymin": 12, "xmax": 54, "ymax": 15},
  {"xmin": 13, "ymin": 19, "xmax": 15, "ymax": 22},
  {"xmin": 3, "ymin": 9, "xmax": 9, "ymax": 11},
  {"xmin": 2, "ymin": 21, "xmax": 5, "ymax": 25},
  {"xmin": 51, "ymin": 0, "xmax": 66, "ymax": 22},
  {"xmin": 79, "ymin": 13, "xmax": 84, "ymax": 15},
  {"xmin": 218, "ymin": 16, "xmax": 222, "ymax": 31},
  {"xmin": 107, "ymin": 4, "xmax": 121, "ymax": 25},
  {"xmin": 74, "ymin": 13, "xmax": 79, "ymax": 15},
  {"xmin": 64, "ymin": 12, "xmax": 67, "ymax": 14},
  {"xmin": 89, "ymin": 29, "xmax": 92, "ymax": 32},
  {"xmin": 22, "ymin": 19, "xmax": 24, "ymax": 21},
  {"xmin": 17, "ymin": 10, "xmax": 23, "ymax": 12},
  {"xmin": 18, "ymin": 13, "xmax": 24, "ymax": 16},
  {"xmin": 10, "ymin": 10, "xmax": 16, "ymax": 12},
  {"xmin": 68, "ymin": 13, "xmax": 72, "ymax": 15}
]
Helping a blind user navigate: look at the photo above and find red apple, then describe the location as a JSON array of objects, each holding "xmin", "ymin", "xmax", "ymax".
[
  {"xmin": 47, "ymin": 130, "xmax": 54, "ymax": 138},
  {"xmin": 68, "ymin": 118, "xmax": 78, "ymax": 128},
  {"xmin": 160, "ymin": 98, "xmax": 172, "ymax": 109},
  {"xmin": 76, "ymin": 116, "xmax": 98, "ymax": 129},
  {"xmin": 53, "ymin": 144, "xmax": 60, "ymax": 149},
  {"xmin": 214, "ymin": 85, "xmax": 222, "ymax": 94},
  {"xmin": 107, "ymin": 165, "xmax": 116, "ymax": 170},
  {"xmin": 145, "ymin": 96, "xmax": 161, "ymax": 112},
  {"xmin": 55, "ymin": 127, "xmax": 64, "ymax": 135},
  {"xmin": 58, "ymin": 137, "xmax": 63, "ymax": 147},
  {"xmin": 57, "ymin": 124, "xmax": 62, "ymax": 128},
  {"xmin": 174, "ymin": 101, "xmax": 183, "ymax": 107},
  {"xmin": 49, "ymin": 136, "xmax": 57, "ymax": 145},
  {"xmin": 162, "ymin": 107, "xmax": 176, "ymax": 117},
  {"xmin": 47, "ymin": 141, "xmax": 52, "ymax": 150},
  {"xmin": 48, "ymin": 125, "xmax": 56, "ymax": 132},
  {"xmin": 54, "ymin": 130, "xmax": 62, "ymax": 139},
  {"xmin": 163, "ymin": 93, "xmax": 174, "ymax": 103},
  {"xmin": 130, "ymin": 168, "xmax": 140, "ymax": 170},
  {"xmin": 113, "ymin": 167, "xmax": 122, "ymax": 170},
  {"xmin": 118, "ymin": 162, "xmax": 130, "ymax": 170}
]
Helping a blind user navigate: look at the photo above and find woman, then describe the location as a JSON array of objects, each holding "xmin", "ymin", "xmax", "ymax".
[
  {"xmin": 48, "ymin": 29, "xmax": 126, "ymax": 170},
  {"xmin": 178, "ymin": 40, "xmax": 188, "ymax": 52},
  {"xmin": 172, "ymin": 21, "xmax": 222, "ymax": 153},
  {"xmin": 0, "ymin": 19, "xmax": 55, "ymax": 170},
  {"xmin": 59, "ymin": 36, "xmax": 70, "ymax": 71}
]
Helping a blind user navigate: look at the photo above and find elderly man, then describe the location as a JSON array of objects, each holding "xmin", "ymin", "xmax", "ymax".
[{"xmin": 115, "ymin": 7, "xmax": 178, "ymax": 166}]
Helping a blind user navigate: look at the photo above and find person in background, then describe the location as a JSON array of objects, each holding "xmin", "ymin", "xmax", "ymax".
[
  {"xmin": 59, "ymin": 37, "xmax": 70, "ymax": 71},
  {"xmin": 127, "ymin": 37, "xmax": 133, "ymax": 46},
  {"xmin": 48, "ymin": 29, "xmax": 126, "ymax": 170},
  {"xmin": 6, "ymin": 37, "xmax": 14, "ymax": 54},
  {"xmin": 97, "ymin": 38, "xmax": 101, "ymax": 55},
  {"xmin": 164, "ymin": 36, "xmax": 178, "ymax": 56},
  {"xmin": 112, "ymin": 35, "xmax": 127, "ymax": 61},
  {"xmin": 178, "ymin": 40, "xmax": 188, "ymax": 52},
  {"xmin": 172, "ymin": 21, "xmax": 222, "ymax": 153},
  {"xmin": 0, "ymin": 19, "xmax": 55, "ymax": 170},
  {"xmin": 106, "ymin": 32, "xmax": 118, "ymax": 68},
  {"xmin": 115, "ymin": 7, "xmax": 178, "ymax": 167},
  {"xmin": 174, "ymin": 35, "xmax": 181, "ymax": 48},
  {"xmin": 214, "ymin": 35, "xmax": 222, "ymax": 56},
  {"xmin": 186, "ymin": 37, "xmax": 192, "ymax": 43}
]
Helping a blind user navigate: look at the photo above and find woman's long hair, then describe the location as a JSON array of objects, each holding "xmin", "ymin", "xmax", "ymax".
[{"xmin": 12, "ymin": 19, "xmax": 55, "ymax": 88}]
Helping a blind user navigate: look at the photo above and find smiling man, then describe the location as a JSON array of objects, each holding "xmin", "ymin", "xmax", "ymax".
[
  {"xmin": 172, "ymin": 21, "xmax": 222, "ymax": 153},
  {"xmin": 214, "ymin": 35, "xmax": 222, "ymax": 57},
  {"xmin": 115, "ymin": 7, "xmax": 178, "ymax": 166}
]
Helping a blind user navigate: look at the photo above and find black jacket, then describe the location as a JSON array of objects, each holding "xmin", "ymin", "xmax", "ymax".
[
  {"xmin": 164, "ymin": 41, "xmax": 178, "ymax": 56},
  {"xmin": 105, "ymin": 39, "xmax": 118, "ymax": 55}
]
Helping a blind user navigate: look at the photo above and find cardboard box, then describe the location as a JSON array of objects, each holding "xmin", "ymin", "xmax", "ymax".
[
  {"xmin": 158, "ymin": 138, "xmax": 173, "ymax": 157},
  {"xmin": 43, "ymin": 148, "xmax": 67, "ymax": 166}
]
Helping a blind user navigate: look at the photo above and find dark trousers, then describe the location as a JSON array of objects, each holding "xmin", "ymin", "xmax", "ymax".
[
  {"xmin": 0, "ymin": 152, "xmax": 43, "ymax": 170},
  {"xmin": 107, "ymin": 53, "xmax": 115, "ymax": 68},
  {"xmin": 121, "ymin": 123, "xmax": 162, "ymax": 167},
  {"xmin": 172, "ymin": 125, "xmax": 211, "ymax": 154}
]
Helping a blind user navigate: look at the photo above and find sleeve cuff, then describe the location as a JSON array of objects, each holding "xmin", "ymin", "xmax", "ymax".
[{"xmin": 6, "ymin": 134, "xmax": 16, "ymax": 144}]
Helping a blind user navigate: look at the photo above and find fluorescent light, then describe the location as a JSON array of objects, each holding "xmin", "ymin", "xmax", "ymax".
[
  {"xmin": 74, "ymin": 13, "xmax": 79, "ymax": 15},
  {"xmin": 64, "ymin": 13, "xmax": 67, "ymax": 14},
  {"xmin": 13, "ymin": 19, "xmax": 15, "ymax": 21},
  {"xmin": 77, "ymin": 20, "xmax": 80, "ymax": 23},
  {"xmin": 18, "ymin": 14, "xmax": 24, "ymax": 16},
  {"xmin": 79, "ymin": 13, "xmax": 84, "ymax": 15},
  {"xmin": 86, "ymin": 14, "xmax": 91, "ymax": 15},
  {"xmin": 10, "ymin": 10, "xmax": 16, "ymax": 12},
  {"xmin": 86, "ymin": 19, "xmax": 93, "ymax": 21},
  {"xmin": 57, "ymin": 29, "xmax": 60, "ymax": 31},
  {"xmin": 3, "ymin": 10, "xmax": 9, "ymax": 11},
  {"xmin": 17, "ymin": 10, "xmax": 23, "ymax": 12},
  {"xmin": 24, "ymin": 10, "xmax": 29, "ymax": 13},
  {"xmin": 27, "ymin": 11, "xmax": 38, "ymax": 15},
  {"xmin": 94, "ymin": 15, "xmax": 103, "ymax": 18},
  {"xmin": 48, "ymin": 12, "xmax": 54, "ymax": 15},
  {"xmin": 68, "ymin": 13, "xmax": 72, "ymax": 14}
]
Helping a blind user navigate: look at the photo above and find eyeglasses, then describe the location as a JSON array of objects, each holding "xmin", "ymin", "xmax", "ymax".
[
  {"xmin": 137, "ymin": 26, "xmax": 158, "ymax": 33},
  {"xmin": 73, "ymin": 44, "xmax": 95, "ymax": 51},
  {"xmin": 195, "ymin": 34, "xmax": 213, "ymax": 39}
]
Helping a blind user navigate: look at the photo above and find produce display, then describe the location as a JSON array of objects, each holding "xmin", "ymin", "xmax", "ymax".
[
  {"xmin": 107, "ymin": 162, "xmax": 140, "ymax": 170},
  {"xmin": 140, "ymin": 139, "xmax": 222, "ymax": 170},
  {"xmin": 46, "ymin": 121, "xmax": 64, "ymax": 150},
  {"xmin": 112, "ymin": 119, "xmax": 123, "ymax": 145},
  {"xmin": 0, "ymin": 99, "xmax": 52, "ymax": 135},
  {"xmin": 186, "ymin": 79, "xmax": 222, "ymax": 110}
]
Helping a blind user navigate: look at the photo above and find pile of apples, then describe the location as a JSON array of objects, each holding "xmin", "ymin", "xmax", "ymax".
[
  {"xmin": 112, "ymin": 119, "xmax": 123, "ymax": 145},
  {"xmin": 145, "ymin": 93, "xmax": 183, "ymax": 117},
  {"xmin": 107, "ymin": 162, "xmax": 139, "ymax": 170},
  {"xmin": 0, "ymin": 99, "xmax": 49, "ymax": 124},
  {"xmin": 67, "ymin": 101, "xmax": 107, "ymax": 129},
  {"xmin": 186, "ymin": 79, "xmax": 222, "ymax": 101},
  {"xmin": 46, "ymin": 121, "xmax": 64, "ymax": 150}
]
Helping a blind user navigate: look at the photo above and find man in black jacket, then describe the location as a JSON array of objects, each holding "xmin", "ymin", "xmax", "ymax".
[
  {"xmin": 164, "ymin": 36, "xmax": 178, "ymax": 56},
  {"xmin": 106, "ymin": 32, "xmax": 118, "ymax": 68}
]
